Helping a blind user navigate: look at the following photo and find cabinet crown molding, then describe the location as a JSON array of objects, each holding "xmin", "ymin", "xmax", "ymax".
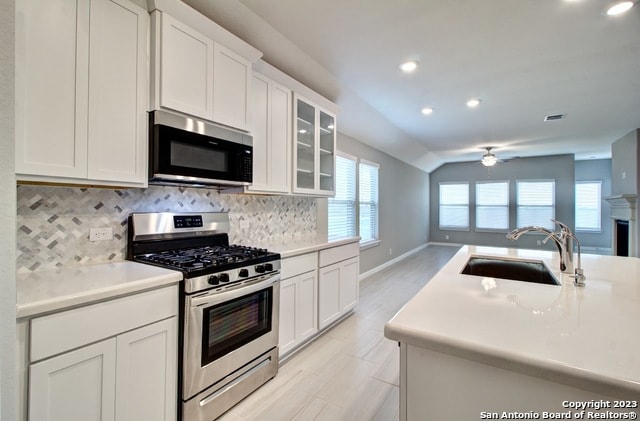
[{"xmin": 148, "ymin": 0, "xmax": 262, "ymax": 63}]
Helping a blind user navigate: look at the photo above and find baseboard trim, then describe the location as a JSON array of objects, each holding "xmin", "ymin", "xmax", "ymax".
[{"xmin": 359, "ymin": 243, "xmax": 429, "ymax": 281}]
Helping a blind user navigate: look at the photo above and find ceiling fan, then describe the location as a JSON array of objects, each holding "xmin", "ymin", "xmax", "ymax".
[{"xmin": 481, "ymin": 147, "xmax": 499, "ymax": 166}]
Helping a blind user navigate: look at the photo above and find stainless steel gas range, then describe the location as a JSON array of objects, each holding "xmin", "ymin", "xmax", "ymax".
[{"xmin": 127, "ymin": 212, "xmax": 280, "ymax": 421}]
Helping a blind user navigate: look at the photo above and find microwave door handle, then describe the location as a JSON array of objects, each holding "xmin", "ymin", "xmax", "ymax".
[{"xmin": 189, "ymin": 274, "xmax": 280, "ymax": 308}]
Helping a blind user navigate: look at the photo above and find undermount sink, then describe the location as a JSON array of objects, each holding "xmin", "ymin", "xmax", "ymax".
[{"xmin": 461, "ymin": 255, "xmax": 560, "ymax": 286}]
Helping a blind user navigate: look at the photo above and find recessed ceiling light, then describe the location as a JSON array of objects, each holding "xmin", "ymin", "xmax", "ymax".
[
  {"xmin": 399, "ymin": 61, "xmax": 418, "ymax": 73},
  {"xmin": 421, "ymin": 107, "xmax": 434, "ymax": 116},
  {"xmin": 606, "ymin": 1, "xmax": 634, "ymax": 15},
  {"xmin": 466, "ymin": 98, "xmax": 481, "ymax": 108}
]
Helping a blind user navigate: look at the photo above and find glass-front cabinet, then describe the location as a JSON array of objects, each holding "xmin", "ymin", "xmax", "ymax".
[{"xmin": 293, "ymin": 94, "xmax": 336, "ymax": 196}]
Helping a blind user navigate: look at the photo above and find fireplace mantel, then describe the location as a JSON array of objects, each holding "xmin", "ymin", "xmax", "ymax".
[{"xmin": 604, "ymin": 194, "xmax": 637, "ymax": 221}]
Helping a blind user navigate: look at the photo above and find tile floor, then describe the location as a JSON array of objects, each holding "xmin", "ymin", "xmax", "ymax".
[{"xmin": 219, "ymin": 244, "xmax": 460, "ymax": 421}]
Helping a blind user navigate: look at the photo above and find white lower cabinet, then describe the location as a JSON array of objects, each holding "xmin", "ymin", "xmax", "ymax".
[
  {"xmin": 27, "ymin": 286, "xmax": 178, "ymax": 421},
  {"xmin": 279, "ymin": 270, "xmax": 318, "ymax": 357},
  {"xmin": 318, "ymin": 243, "xmax": 360, "ymax": 330},
  {"xmin": 279, "ymin": 253, "xmax": 318, "ymax": 357},
  {"xmin": 318, "ymin": 257, "xmax": 359, "ymax": 329},
  {"xmin": 29, "ymin": 339, "xmax": 117, "ymax": 421},
  {"xmin": 278, "ymin": 242, "xmax": 360, "ymax": 358},
  {"xmin": 115, "ymin": 319, "xmax": 177, "ymax": 421}
]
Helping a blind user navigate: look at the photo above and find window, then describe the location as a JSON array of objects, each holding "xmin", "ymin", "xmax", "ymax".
[
  {"xmin": 476, "ymin": 181, "xmax": 509, "ymax": 230},
  {"xmin": 575, "ymin": 181, "xmax": 602, "ymax": 232},
  {"xmin": 439, "ymin": 183, "xmax": 469, "ymax": 229},
  {"xmin": 328, "ymin": 154, "xmax": 357, "ymax": 241},
  {"xmin": 359, "ymin": 160, "xmax": 379, "ymax": 245},
  {"xmin": 516, "ymin": 180, "xmax": 555, "ymax": 229}
]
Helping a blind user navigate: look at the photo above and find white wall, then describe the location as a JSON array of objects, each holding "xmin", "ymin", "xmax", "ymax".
[{"xmin": 0, "ymin": 0, "xmax": 17, "ymax": 419}]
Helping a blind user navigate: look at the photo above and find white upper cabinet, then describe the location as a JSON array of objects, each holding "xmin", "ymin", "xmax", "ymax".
[
  {"xmin": 150, "ymin": 5, "xmax": 259, "ymax": 132},
  {"xmin": 248, "ymin": 72, "xmax": 292, "ymax": 194},
  {"xmin": 15, "ymin": 0, "xmax": 149, "ymax": 187},
  {"xmin": 159, "ymin": 13, "xmax": 214, "ymax": 119},
  {"xmin": 213, "ymin": 44, "xmax": 252, "ymax": 132},
  {"xmin": 293, "ymin": 94, "xmax": 336, "ymax": 196}
]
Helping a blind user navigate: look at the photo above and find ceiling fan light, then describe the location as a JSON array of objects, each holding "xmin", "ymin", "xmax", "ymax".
[
  {"xmin": 482, "ymin": 155, "xmax": 497, "ymax": 166},
  {"xmin": 606, "ymin": 1, "xmax": 634, "ymax": 15}
]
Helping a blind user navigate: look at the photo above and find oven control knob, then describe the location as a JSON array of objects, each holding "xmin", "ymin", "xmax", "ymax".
[
  {"xmin": 255, "ymin": 264, "xmax": 265, "ymax": 273},
  {"xmin": 264, "ymin": 263, "xmax": 274, "ymax": 272},
  {"xmin": 238, "ymin": 268, "xmax": 249, "ymax": 278},
  {"xmin": 219, "ymin": 273, "xmax": 230, "ymax": 283},
  {"xmin": 207, "ymin": 275, "xmax": 220, "ymax": 285}
]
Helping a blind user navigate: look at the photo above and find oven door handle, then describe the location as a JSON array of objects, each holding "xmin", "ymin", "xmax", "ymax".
[{"xmin": 189, "ymin": 273, "xmax": 280, "ymax": 308}]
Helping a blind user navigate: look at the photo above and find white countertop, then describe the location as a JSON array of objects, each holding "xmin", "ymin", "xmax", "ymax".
[
  {"xmin": 17, "ymin": 261, "xmax": 183, "ymax": 319},
  {"xmin": 384, "ymin": 245, "xmax": 640, "ymax": 396},
  {"xmin": 249, "ymin": 237, "xmax": 360, "ymax": 259}
]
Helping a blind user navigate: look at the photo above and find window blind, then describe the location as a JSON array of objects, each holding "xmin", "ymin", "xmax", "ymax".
[
  {"xmin": 516, "ymin": 180, "xmax": 555, "ymax": 229},
  {"xmin": 439, "ymin": 183, "xmax": 469, "ymax": 229},
  {"xmin": 359, "ymin": 160, "xmax": 379, "ymax": 244},
  {"xmin": 476, "ymin": 181, "xmax": 509, "ymax": 230},
  {"xmin": 328, "ymin": 155, "xmax": 357, "ymax": 241},
  {"xmin": 575, "ymin": 181, "xmax": 601, "ymax": 231}
]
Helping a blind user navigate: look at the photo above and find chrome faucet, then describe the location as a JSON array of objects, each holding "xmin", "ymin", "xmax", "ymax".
[{"xmin": 507, "ymin": 219, "xmax": 586, "ymax": 286}]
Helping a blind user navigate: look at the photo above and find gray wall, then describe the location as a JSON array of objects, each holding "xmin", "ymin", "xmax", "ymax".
[
  {"xmin": 575, "ymin": 159, "xmax": 612, "ymax": 250},
  {"xmin": 611, "ymin": 129, "xmax": 639, "ymax": 195},
  {"xmin": 330, "ymin": 132, "xmax": 430, "ymax": 274},
  {"xmin": 429, "ymin": 154, "xmax": 575, "ymax": 252},
  {"xmin": 1, "ymin": 0, "xmax": 17, "ymax": 418}
]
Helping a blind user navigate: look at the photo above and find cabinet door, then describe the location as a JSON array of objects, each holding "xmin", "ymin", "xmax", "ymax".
[
  {"xmin": 318, "ymin": 263, "xmax": 341, "ymax": 330},
  {"xmin": 249, "ymin": 73, "xmax": 270, "ymax": 191},
  {"xmin": 269, "ymin": 82, "xmax": 292, "ymax": 192},
  {"xmin": 339, "ymin": 257, "xmax": 359, "ymax": 313},
  {"xmin": 318, "ymin": 110, "xmax": 336, "ymax": 193},
  {"xmin": 29, "ymin": 339, "xmax": 117, "ymax": 421},
  {"xmin": 297, "ymin": 270, "xmax": 318, "ymax": 341},
  {"xmin": 279, "ymin": 276, "xmax": 298, "ymax": 356},
  {"xmin": 293, "ymin": 95, "xmax": 336, "ymax": 196},
  {"xmin": 293, "ymin": 96, "xmax": 317, "ymax": 194},
  {"xmin": 160, "ymin": 13, "xmax": 214, "ymax": 119},
  {"xmin": 115, "ymin": 318, "xmax": 177, "ymax": 421},
  {"xmin": 213, "ymin": 43, "xmax": 251, "ymax": 131},
  {"xmin": 15, "ymin": 0, "xmax": 89, "ymax": 178},
  {"xmin": 249, "ymin": 74, "xmax": 292, "ymax": 194},
  {"xmin": 87, "ymin": 0, "xmax": 148, "ymax": 184}
]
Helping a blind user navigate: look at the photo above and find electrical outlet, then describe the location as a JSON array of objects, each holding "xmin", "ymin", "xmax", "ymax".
[
  {"xmin": 537, "ymin": 240, "xmax": 542, "ymax": 246},
  {"xmin": 389, "ymin": 248, "xmax": 393, "ymax": 255},
  {"xmin": 90, "ymin": 227, "xmax": 113, "ymax": 242},
  {"xmin": 445, "ymin": 235, "xmax": 450, "ymax": 240}
]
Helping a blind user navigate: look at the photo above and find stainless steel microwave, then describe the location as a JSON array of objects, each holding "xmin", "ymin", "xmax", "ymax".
[{"xmin": 149, "ymin": 110, "xmax": 252, "ymax": 188}]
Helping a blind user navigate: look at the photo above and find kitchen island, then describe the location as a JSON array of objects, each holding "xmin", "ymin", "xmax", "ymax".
[{"xmin": 384, "ymin": 245, "xmax": 640, "ymax": 420}]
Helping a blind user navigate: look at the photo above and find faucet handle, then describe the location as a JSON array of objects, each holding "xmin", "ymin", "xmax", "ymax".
[{"xmin": 551, "ymin": 219, "xmax": 571, "ymax": 234}]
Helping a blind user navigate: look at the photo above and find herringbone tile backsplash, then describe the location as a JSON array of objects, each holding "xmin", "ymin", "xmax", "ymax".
[{"xmin": 17, "ymin": 185, "xmax": 318, "ymax": 273}]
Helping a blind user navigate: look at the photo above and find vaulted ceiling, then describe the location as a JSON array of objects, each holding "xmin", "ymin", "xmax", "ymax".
[{"xmin": 185, "ymin": 0, "xmax": 640, "ymax": 172}]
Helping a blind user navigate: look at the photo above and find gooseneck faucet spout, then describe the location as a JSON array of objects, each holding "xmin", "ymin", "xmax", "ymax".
[{"xmin": 506, "ymin": 219, "xmax": 586, "ymax": 286}]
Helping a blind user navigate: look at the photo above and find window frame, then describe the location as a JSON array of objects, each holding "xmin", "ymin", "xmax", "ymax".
[
  {"xmin": 439, "ymin": 182, "xmax": 470, "ymax": 231},
  {"xmin": 516, "ymin": 179, "xmax": 556, "ymax": 230},
  {"xmin": 475, "ymin": 181, "xmax": 510, "ymax": 232},
  {"xmin": 327, "ymin": 152, "xmax": 357, "ymax": 241},
  {"xmin": 575, "ymin": 180, "xmax": 602, "ymax": 233},
  {"xmin": 358, "ymin": 159, "xmax": 380, "ymax": 248}
]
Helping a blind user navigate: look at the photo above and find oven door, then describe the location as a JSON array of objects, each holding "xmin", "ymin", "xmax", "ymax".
[{"xmin": 183, "ymin": 273, "xmax": 280, "ymax": 400}]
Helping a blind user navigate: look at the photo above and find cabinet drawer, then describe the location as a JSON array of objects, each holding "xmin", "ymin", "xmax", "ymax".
[
  {"xmin": 31, "ymin": 285, "xmax": 178, "ymax": 362},
  {"xmin": 281, "ymin": 252, "xmax": 317, "ymax": 279},
  {"xmin": 319, "ymin": 242, "xmax": 359, "ymax": 268}
]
